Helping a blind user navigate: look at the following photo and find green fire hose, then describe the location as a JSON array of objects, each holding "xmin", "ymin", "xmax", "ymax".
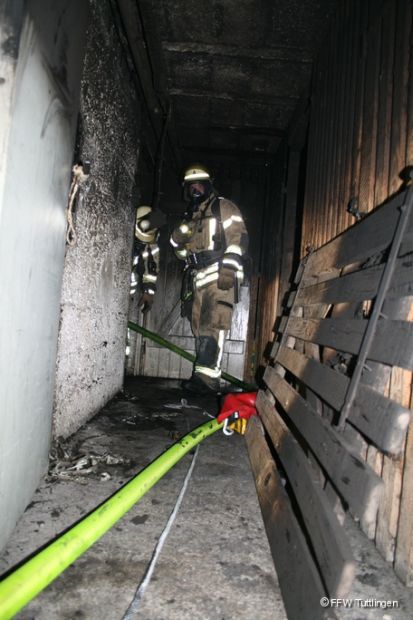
[
  {"xmin": 128, "ymin": 321, "xmax": 255, "ymax": 391},
  {"xmin": 0, "ymin": 418, "xmax": 222, "ymax": 620}
]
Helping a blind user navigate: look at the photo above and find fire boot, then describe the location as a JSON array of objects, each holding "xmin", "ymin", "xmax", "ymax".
[
  {"xmin": 182, "ymin": 336, "xmax": 221, "ymax": 394},
  {"xmin": 181, "ymin": 372, "xmax": 220, "ymax": 394}
]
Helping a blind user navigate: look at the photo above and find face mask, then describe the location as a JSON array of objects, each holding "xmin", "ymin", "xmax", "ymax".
[{"xmin": 190, "ymin": 188, "xmax": 204, "ymax": 207}]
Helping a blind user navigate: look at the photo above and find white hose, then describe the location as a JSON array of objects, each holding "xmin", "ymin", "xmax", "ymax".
[{"xmin": 121, "ymin": 445, "xmax": 200, "ymax": 619}]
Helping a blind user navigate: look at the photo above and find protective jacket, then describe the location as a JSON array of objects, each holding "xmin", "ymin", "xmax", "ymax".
[
  {"xmin": 130, "ymin": 239, "xmax": 160, "ymax": 298},
  {"xmin": 170, "ymin": 192, "xmax": 248, "ymax": 388},
  {"xmin": 170, "ymin": 193, "xmax": 248, "ymax": 287}
]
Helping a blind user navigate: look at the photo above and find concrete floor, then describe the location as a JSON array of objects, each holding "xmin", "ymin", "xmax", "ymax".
[
  {"xmin": 1, "ymin": 377, "xmax": 413, "ymax": 620},
  {"xmin": 0, "ymin": 377, "xmax": 286, "ymax": 620}
]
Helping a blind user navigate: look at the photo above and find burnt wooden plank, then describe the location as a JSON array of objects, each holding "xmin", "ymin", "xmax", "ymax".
[
  {"xmin": 278, "ymin": 151, "xmax": 301, "ymax": 311},
  {"xmin": 302, "ymin": 301, "xmax": 328, "ymax": 363},
  {"xmin": 388, "ymin": 0, "xmax": 410, "ymax": 195},
  {"xmin": 395, "ymin": 418, "xmax": 413, "ymax": 585},
  {"xmin": 279, "ymin": 316, "xmax": 413, "ymax": 370},
  {"xmin": 256, "ymin": 391, "xmax": 356, "ymax": 596},
  {"xmin": 350, "ymin": 384, "xmax": 410, "ymax": 456},
  {"xmin": 332, "ymin": 6, "xmax": 348, "ymax": 238},
  {"xmin": 156, "ymin": 299, "xmax": 181, "ymax": 337},
  {"xmin": 264, "ymin": 366, "xmax": 383, "ymax": 532},
  {"xmin": 376, "ymin": 451, "xmax": 403, "ymax": 560},
  {"xmin": 348, "ymin": 0, "xmax": 368, "ymax": 215},
  {"xmin": 338, "ymin": 0, "xmax": 357, "ymax": 235},
  {"xmin": 303, "ymin": 191, "xmax": 407, "ymax": 280},
  {"xmin": 298, "ymin": 265, "xmax": 381, "ymax": 306},
  {"xmin": 245, "ymin": 416, "xmax": 337, "ymax": 620},
  {"xmin": 376, "ymin": 365, "xmax": 412, "ymax": 562},
  {"xmin": 373, "ymin": 0, "xmax": 394, "ymax": 206},
  {"xmin": 325, "ymin": 11, "xmax": 340, "ymax": 245},
  {"xmin": 407, "ymin": 0, "xmax": 413, "ymax": 171},
  {"xmin": 276, "ymin": 346, "xmax": 411, "ymax": 454},
  {"xmin": 358, "ymin": 7, "xmax": 380, "ymax": 216},
  {"xmin": 361, "ymin": 6, "xmax": 381, "ymax": 214},
  {"xmin": 295, "ymin": 256, "xmax": 413, "ymax": 307}
]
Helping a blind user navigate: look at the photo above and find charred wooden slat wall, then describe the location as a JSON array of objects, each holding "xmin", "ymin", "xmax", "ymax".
[
  {"xmin": 248, "ymin": 188, "xmax": 413, "ymax": 614},
  {"xmin": 244, "ymin": 149, "xmax": 287, "ymax": 382},
  {"xmin": 300, "ymin": 0, "xmax": 413, "ymax": 583},
  {"xmin": 303, "ymin": 0, "xmax": 413, "ymax": 253},
  {"xmin": 260, "ymin": 0, "xmax": 413, "ymax": 587}
]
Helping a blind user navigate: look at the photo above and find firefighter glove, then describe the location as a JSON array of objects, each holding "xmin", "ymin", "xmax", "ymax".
[
  {"xmin": 172, "ymin": 221, "xmax": 194, "ymax": 245},
  {"xmin": 137, "ymin": 291, "xmax": 154, "ymax": 313}
]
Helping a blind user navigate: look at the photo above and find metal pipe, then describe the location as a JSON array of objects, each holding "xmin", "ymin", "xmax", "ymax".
[
  {"xmin": 128, "ymin": 320, "xmax": 255, "ymax": 391},
  {"xmin": 0, "ymin": 419, "xmax": 223, "ymax": 620}
]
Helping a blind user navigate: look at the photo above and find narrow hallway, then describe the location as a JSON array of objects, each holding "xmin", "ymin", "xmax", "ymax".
[{"xmin": 2, "ymin": 1, "xmax": 413, "ymax": 617}]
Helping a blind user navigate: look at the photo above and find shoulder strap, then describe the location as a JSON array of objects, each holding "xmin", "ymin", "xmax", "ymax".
[{"xmin": 211, "ymin": 196, "xmax": 221, "ymax": 221}]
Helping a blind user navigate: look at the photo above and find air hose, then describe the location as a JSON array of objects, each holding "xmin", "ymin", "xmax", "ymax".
[
  {"xmin": 0, "ymin": 418, "xmax": 223, "ymax": 620},
  {"xmin": 128, "ymin": 321, "xmax": 256, "ymax": 391}
]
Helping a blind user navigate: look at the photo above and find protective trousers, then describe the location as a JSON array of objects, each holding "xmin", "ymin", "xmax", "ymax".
[{"xmin": 191, "ymin": 281, "xmax": 234, "ymax": 384}]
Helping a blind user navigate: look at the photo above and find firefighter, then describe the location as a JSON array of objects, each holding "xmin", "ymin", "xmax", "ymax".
[
  {"xmin": 170, "ymin": 165, "xmax": 248, "ymax": 394},
  {"xmin": 130, "ymin": 205, "xmax": 162, "ymax": 312}
]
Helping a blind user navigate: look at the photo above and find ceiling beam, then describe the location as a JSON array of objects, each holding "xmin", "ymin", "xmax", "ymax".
[
  {"xmin": 182, "ymin": 145, "xmax": 280, "ymax": 161},
  {"xmin": 163, "ymin": 41, "xmax": 313, "ymax": 64},
  {"xmin": 209, "ymin": 125, "xmax": 285, "ymax": 138},
  {"xmin": 169, "ymin": 88, "xmax": 299, "ymax": 108}
]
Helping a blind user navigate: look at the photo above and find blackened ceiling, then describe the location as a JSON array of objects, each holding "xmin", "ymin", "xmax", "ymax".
[{"xmin": 116, "ymin": 0, "xmax": 336, "ymax": 166}]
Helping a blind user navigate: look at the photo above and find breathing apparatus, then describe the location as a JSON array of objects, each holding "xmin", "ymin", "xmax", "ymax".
[{"xmin": 182, "ymin": 164, "xmax": 213, "ymax": 214}]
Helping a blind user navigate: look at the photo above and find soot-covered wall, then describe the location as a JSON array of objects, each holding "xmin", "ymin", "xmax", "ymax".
[
  {"xmin": 0, "ymin": 0, "xmax": 88, "ymax": 551},
  {"xmin": 53, "ymin": 0, "xmax": 142, "ymax": 438}
]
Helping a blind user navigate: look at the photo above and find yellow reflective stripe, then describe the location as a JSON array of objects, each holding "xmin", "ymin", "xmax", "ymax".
[
  {"xmin": 195, "ymin": 365, "xmax": 221, "ymax": 378},
  {"xmin": 222, "ymin": 257, "xmax": 241, "ymax": 270},
  {"xmin": 184, "ymin": 171, "xmax": 210, "ymax": 181},
  {"xmin": 225, "ymin": 244, "xmax": 242, "ymax": 255},
  {"xmin": 143, "ymin": 274, "xmax": 157, "ymax": 283},
  {"xmin": 194, "ymin": 262, "xmax": 220, "ymax": 279},
  {"xmin": 216, "ymin": 330, "xmax": 225, "ymax": 369},
  {"xmin": 195, "ymin": 273, "xmax": 219, "ymax": 288},
  {"xmin": 170, "ymin": 236, "xmax": 179, "ymax": 248},
  {"xmin": 222, "ymin": 215, "xmax": 243, "ymax": 229},
  {"xmin": 142, "ymin": 246, "xmax": 159, "ymax": 259},
  {"xmin": 208, "ymin": 218, "xmax": 217, "ymax": 250}
]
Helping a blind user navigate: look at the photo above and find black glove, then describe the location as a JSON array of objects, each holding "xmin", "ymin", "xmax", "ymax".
[
  {"xmin": 172, "ymin": 220, "xmax": 195, "ymax": 245},
  {"xmin": 137, "ymin": 292, "xmax": 154, "ymax": 313},
  {"xmin": 146, "ymin": 209, "xmax": 167, "ymax": 229},
  {"xmin": 217, "ymin": 266, "xmax": 235, "ymax": 290}
]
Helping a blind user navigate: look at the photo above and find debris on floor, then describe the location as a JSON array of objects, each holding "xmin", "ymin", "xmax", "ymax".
[
  {"xmin": 1, "ymin": 377, "xmax": 413, "ymax": 620},
  {"xmin": 0, "ymin": 377, "xmax": 286, "ymax": 620}
]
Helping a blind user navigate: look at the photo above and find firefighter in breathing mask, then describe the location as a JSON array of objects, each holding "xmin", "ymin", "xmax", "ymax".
[
  {"xmin": 170, "ymin": 165, "xmax": 249, "ymax": 394},
  {"xmin": 131, "ymin": 205, "xmax": 163, "ymax": 312}
]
